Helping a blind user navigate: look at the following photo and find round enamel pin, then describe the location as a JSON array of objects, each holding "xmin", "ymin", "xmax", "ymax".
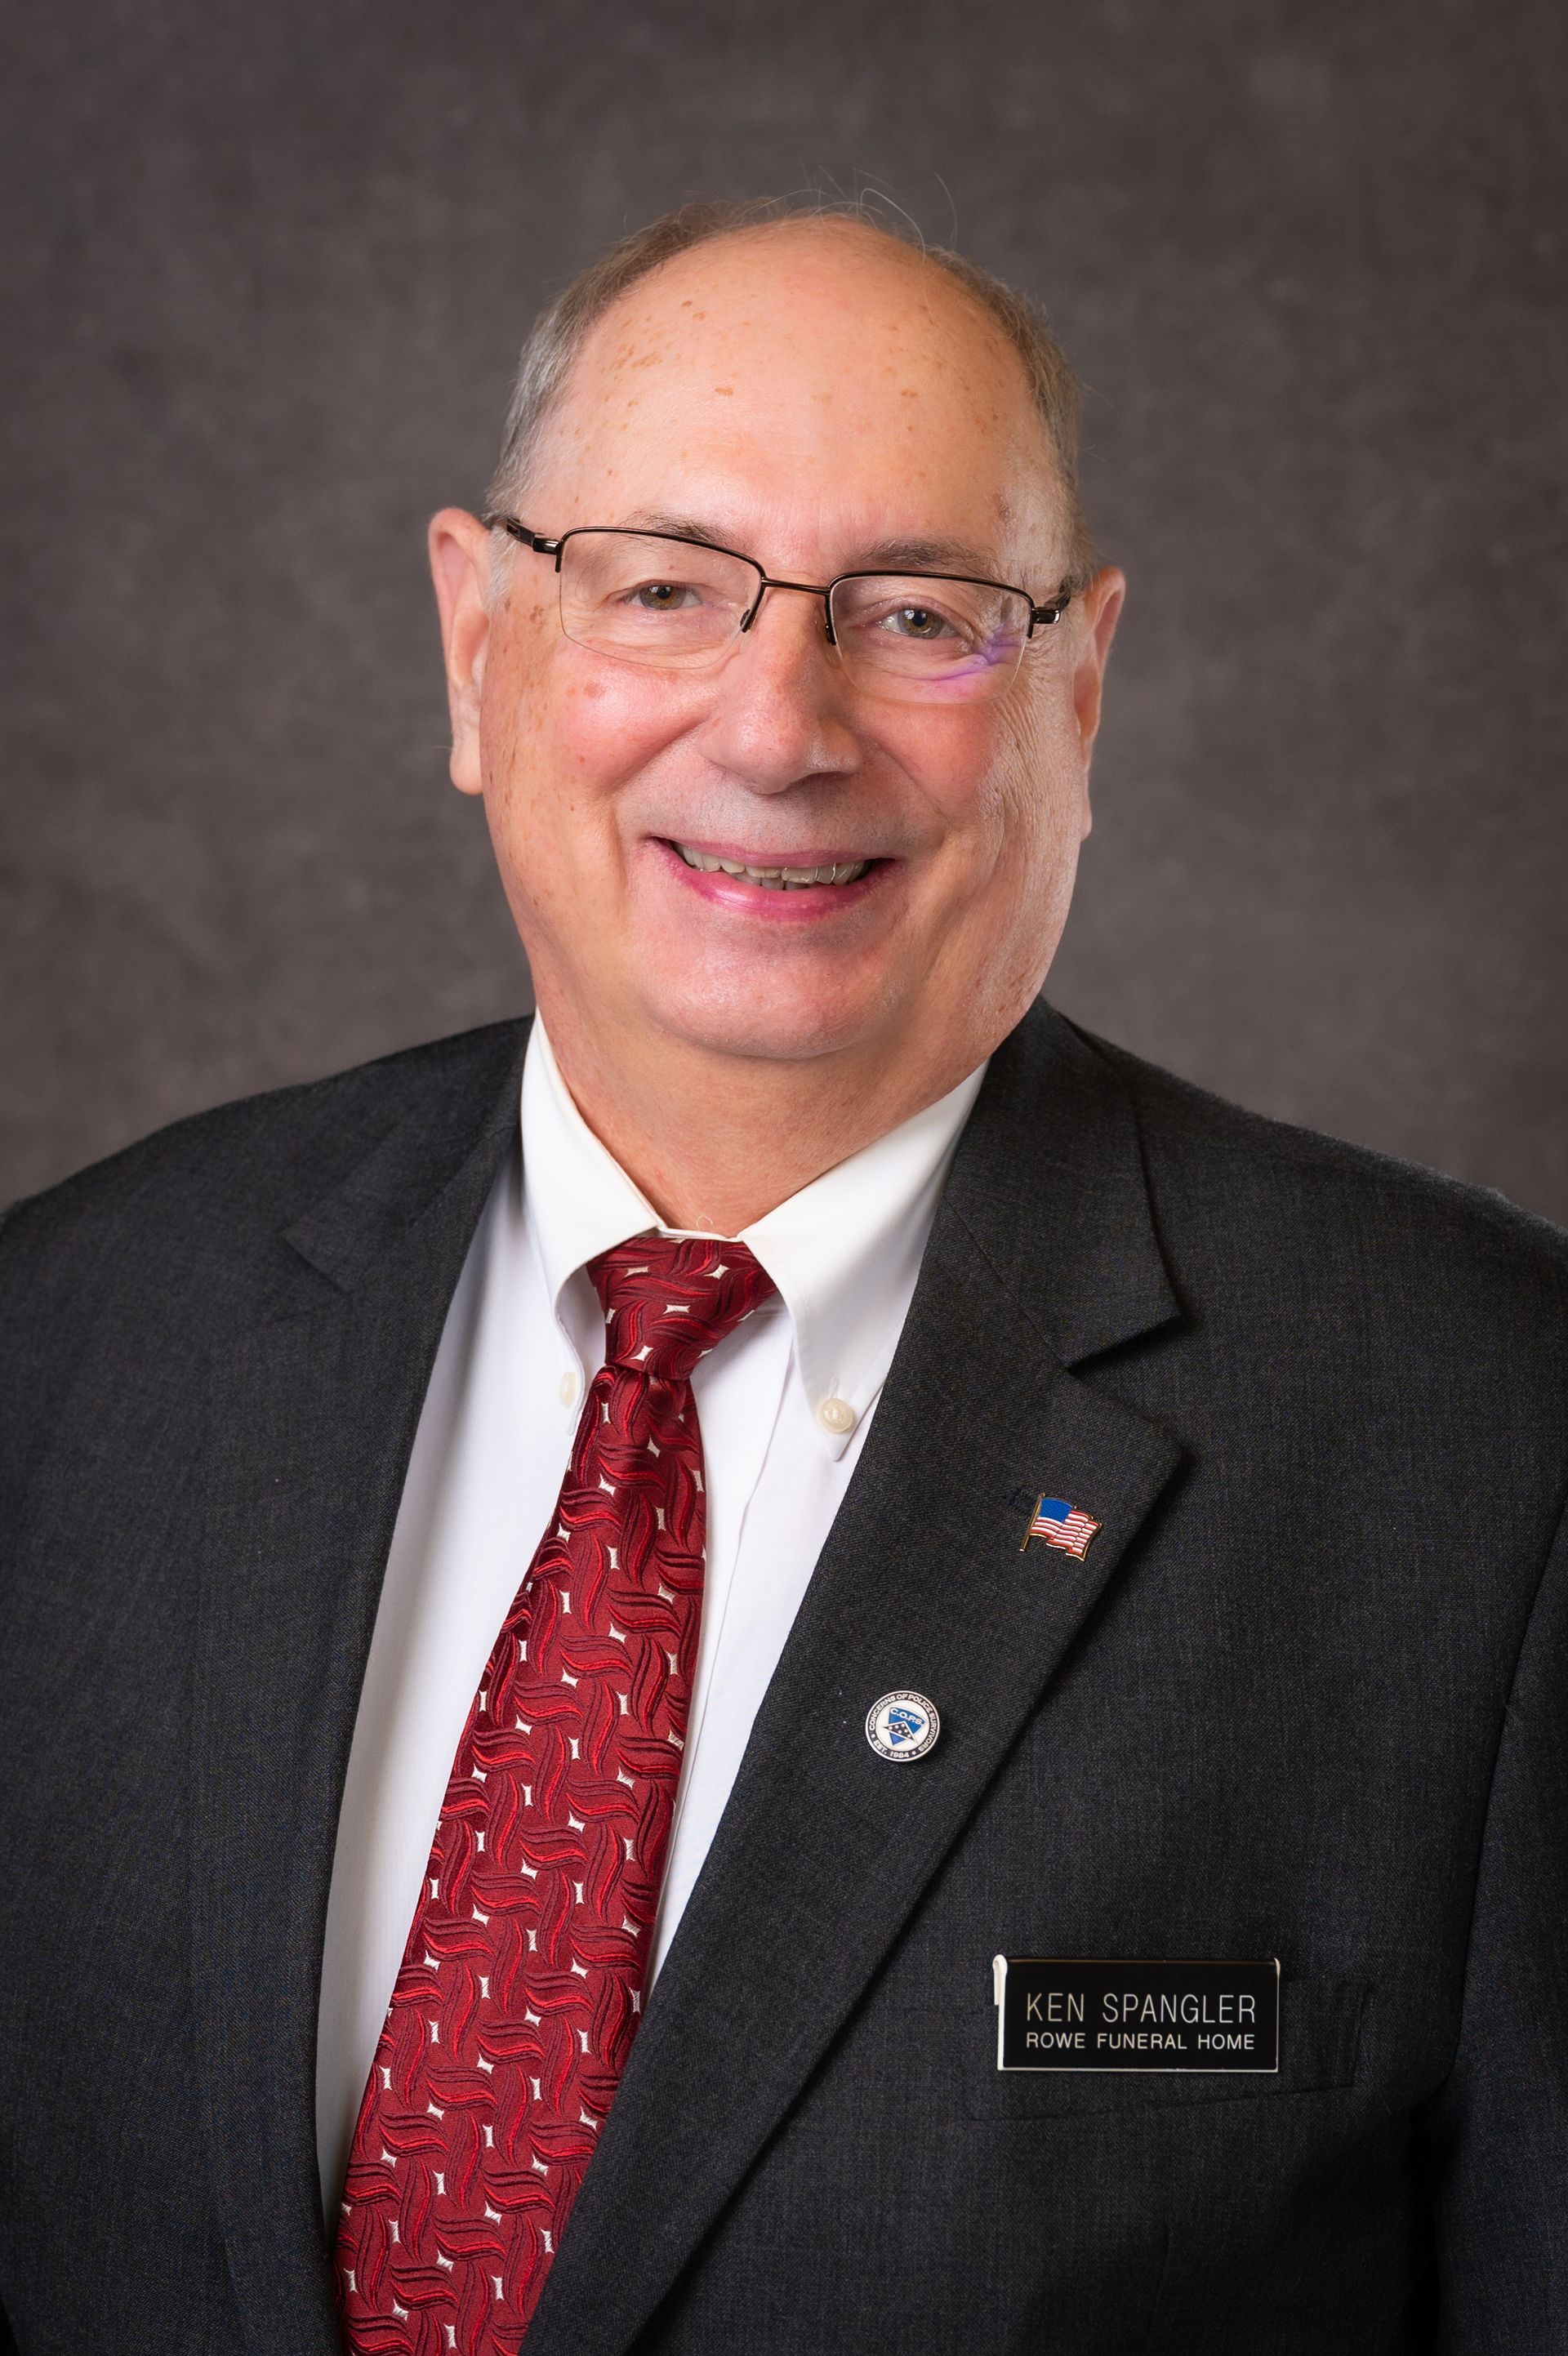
[{"xmin": 865, "ymin": 1690, "xmax": 941, "ymax": 1763}]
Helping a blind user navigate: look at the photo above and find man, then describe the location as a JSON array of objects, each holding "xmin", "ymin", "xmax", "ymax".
[{"xmin": 1, "ymin": 198, "xmax": 1565, "ymax": 2355}]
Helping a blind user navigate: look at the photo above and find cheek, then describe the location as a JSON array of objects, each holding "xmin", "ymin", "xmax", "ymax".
[
  {"xmin": 873, "ymin": 704, "xmax": 1012, "ymax": 835},
  {"xmin": 481, "ymin": 635, "xmax": 701, "ymax": 870},
  {"xmin": 900, "ymin": 701, "xmax": 1085, "ymax": 940},
  {"xmin": 881, "ymin": 698, "xmax": 1064, "ymax": 860},
  {"xmin": 991, "ymin": 680, "xmax": 1087, "ymax": 823},
  {"xmin": 538, "ymin": 648, "xmax": 705, "ymax": 785}
]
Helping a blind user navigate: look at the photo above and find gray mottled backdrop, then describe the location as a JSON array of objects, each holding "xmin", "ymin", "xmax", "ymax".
[{"xmin": 2, "ymin": 0, "xmax": 1565, "ymax": 1214}]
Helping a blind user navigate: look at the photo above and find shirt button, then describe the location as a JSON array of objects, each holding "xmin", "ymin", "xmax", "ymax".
[
  {"xmin": 559, "ymin": 1371, "xmax": 579, "ymax": 1407},
  {"xmin": 817, "ymin": 1396, "xmax": 856, "ymax": 1436}
]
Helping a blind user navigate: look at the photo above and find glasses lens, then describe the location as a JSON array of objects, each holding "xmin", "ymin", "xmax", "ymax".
[
  {"xmin": 558, "ymin": 532, "xmax": 756, "ymax": 666},
  {"xmin": 829, "ymin": 576, "xmax": 1031, "ymax": 698}
]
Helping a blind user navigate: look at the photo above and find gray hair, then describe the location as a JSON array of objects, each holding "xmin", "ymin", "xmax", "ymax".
[{"xmin": 484, "ymin": 196, "xmax": 1095, "ymax": 584}]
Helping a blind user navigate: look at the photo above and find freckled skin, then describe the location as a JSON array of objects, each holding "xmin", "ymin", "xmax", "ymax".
[{"xmin": 430, "ymin": 220, "xmax": 1122, "ymax": 1230}]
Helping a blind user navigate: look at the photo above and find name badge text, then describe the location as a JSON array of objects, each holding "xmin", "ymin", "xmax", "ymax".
[{"xmin": 993, "ymin": 1955, "xmax": 1281, "ymax": 2072}]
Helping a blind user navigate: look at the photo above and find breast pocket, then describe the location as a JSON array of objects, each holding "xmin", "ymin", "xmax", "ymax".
[{"xmin": 964, "ymin": 1976, "xmax": 1370, "ymax": 2120}]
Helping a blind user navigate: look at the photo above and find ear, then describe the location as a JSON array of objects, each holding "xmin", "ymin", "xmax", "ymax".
[
  {"xmin": 428, "ymin": 508, "xmax": 497, "ymax": 797},
  {"xmin": 1071, "ymin": 565, "xmax": 1125, "ymax": 769}
]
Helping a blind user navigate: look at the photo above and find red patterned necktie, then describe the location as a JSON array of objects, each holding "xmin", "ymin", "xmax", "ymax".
[{"xmin": 335, "ymin": 1233, "xmax": 775, "ymax": 2354}]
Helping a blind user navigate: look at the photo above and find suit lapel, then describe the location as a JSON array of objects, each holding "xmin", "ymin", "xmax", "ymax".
[
  {"xmin": 525, "ymin": 1006, "xmax": 1186, "ymax": 2356},
  {"xmin": 189, "ymin": 1024, "xmax": 528, "ymax": 2349}
]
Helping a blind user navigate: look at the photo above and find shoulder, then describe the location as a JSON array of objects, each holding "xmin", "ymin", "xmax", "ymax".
[
  {"xmin": 0, "ymin": 1017, "xmax": 528, "ymax": 1340},
  {"xmin": 1079, "ymin": 1022, "xmax": 1568, "ymax": 1370},
  {"xmin": 1091, "ymin": 1023, "xmax": 1566, "ymax": 1263}
]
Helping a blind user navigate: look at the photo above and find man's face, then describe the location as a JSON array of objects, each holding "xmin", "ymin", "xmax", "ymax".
[{"xmin": 434, "ymin": 225, "xmax": 1122, "ymax": 1090}]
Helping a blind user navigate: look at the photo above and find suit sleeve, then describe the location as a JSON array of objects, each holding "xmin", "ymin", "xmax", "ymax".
[{"xmin": 1423, "ymin": 1495, "xmax": 1568, "ymax": 2348}]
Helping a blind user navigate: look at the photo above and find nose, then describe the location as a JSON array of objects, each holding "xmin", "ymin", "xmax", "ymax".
[{"xmin": 693, "ymin": 583, "xmax": 862, "ymax": 794}]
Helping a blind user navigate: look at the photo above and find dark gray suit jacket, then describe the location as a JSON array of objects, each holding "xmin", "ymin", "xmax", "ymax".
[{"xmin": 2, "ymin": 1003, "xmax": 1566, "ymax": 2354}]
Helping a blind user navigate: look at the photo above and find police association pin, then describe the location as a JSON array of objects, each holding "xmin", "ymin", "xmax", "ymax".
[
  {"xmin": 1021, "ymin": 1495, "xmax": 1102, "ymax": 1558},
  {"xmin": 865, "ymin": 1690, "xmax": 941, "ymax": 1763}
]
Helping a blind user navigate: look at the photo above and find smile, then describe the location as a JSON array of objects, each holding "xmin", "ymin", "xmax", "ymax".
[{"xmin": 671, "ymin": 843, "xmax": 871, "ymax": 890}]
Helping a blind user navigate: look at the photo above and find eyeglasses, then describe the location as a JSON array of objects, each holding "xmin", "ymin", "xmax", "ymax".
[{"xmin": 482, "ymin": 514, "xmax": 1075, "ymax": 704}]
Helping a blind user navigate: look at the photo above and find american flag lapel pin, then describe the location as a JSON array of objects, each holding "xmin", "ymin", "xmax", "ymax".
[{"xmin": 1022, "ymin": 1494, "xmax": 1102, "ymax": 1558}]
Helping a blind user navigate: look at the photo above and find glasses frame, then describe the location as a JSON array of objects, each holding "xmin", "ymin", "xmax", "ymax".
[{"xmin": 481, "ymin": 514, "xmax": 1075, "ymax": 680}]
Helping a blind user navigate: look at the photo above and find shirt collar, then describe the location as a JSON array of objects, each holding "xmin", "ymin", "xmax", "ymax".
[{"xmin": 520, "ymin": 1018, "xmax": 986, "ymax": 1458}]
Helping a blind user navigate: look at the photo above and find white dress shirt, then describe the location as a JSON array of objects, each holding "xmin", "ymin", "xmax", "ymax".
[{"xmin": 314, "ymin": 1021, "xmax": 986, "ymax": 2213}]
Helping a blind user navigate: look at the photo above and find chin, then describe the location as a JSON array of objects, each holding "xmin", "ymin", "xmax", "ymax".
[{"xmin": 643, "ymin": 978, "xmax": 885, "ymax": 1067}]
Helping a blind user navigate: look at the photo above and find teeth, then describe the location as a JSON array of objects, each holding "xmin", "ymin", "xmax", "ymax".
[{"xmin": 675, "ymin": 846, "xmax": 870, "ymax": 888}]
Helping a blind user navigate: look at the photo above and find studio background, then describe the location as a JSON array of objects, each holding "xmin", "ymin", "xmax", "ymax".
[{"xmin": 2, "ymin": 0, "xmax": 1564, "ymax": 1217}]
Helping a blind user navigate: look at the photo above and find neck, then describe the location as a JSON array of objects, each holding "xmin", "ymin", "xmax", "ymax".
[{"xmin": 535, "ymin": 995, "xmax": 980, "ymax": 1234}]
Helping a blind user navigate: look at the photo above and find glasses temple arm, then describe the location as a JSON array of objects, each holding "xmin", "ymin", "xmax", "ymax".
[
  {"xmin": 1029, "ymin": 585, "xmax": 1075, "ymax": 628},
  {"xmin": 479, "ymin": 513, "xmax": 563, "ymax": 556}
]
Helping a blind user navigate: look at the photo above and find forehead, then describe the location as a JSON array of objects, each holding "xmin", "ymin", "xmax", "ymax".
[{"xmin": 528, "ymin": 225, "xmax": 1061, "ymax": 562}]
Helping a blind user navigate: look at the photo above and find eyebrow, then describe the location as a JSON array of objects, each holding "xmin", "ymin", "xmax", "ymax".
[{"xmin": 617, "ymin": 510, "xmax": 1004, "ymax": 579}]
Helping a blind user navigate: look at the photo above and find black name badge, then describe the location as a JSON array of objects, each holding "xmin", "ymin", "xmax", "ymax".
[{"xmin": 993, "ymin": 1956, "xmax": 1281, "ymax": 2072}]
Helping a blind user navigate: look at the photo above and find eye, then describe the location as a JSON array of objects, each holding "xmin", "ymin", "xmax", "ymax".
[
  {"xmin": 628, "ymin": 581, "xmax": 702, "ymax": 612},
  {"xmin": 884, "ymin": 603, "xmax": 958, "ymax": 641}
]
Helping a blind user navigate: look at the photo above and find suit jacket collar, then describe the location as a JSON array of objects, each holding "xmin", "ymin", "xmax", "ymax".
[
  {"xmin": 943, "ymin": 1000, "xmax": 1178, "ymax": 1365},
  {"xmin": 191, "ymin": 1018, "xmax": 530, "ymax": 2351},
  {"xmin": 276, "ymin": 997, "xmax": 1172, "ymax": 1352},
  {"xmin": 279, "ymin": 1021, "xmax": 531, "ymax": 1298}
]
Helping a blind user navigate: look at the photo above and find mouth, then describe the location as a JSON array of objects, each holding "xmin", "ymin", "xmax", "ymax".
[{"xmin": 668, "ymin": 842, "xmax": 875, "ymax": 890}]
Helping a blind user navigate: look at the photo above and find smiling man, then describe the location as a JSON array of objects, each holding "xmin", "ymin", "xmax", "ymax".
[
  {"xmin": 435, "ymin": 212, "xmax": 1111, "ymax": 1234},
  {"xmin": 2, "ymin": 201, "xmax": 1566, "ymax": 2356}
]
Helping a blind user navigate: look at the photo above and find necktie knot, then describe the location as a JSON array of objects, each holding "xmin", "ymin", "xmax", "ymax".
[{"xmin": 588, "ymin": 1232, "xmax": 775, "ymax": 1382}]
